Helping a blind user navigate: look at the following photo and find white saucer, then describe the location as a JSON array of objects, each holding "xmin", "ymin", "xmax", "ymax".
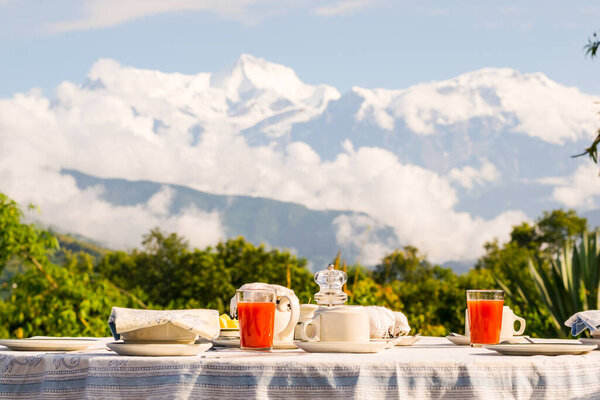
[
  {"xmin": 293, "ymin": 340, "xmax": 390, "ymax": 353},
  {"xmin": 0, "ymin": 338, "xmax": 99, "ymax": 351},
  {"xmin": 445, "ymin": 334, "xmax": 470, "ymax": 346},
  {"xmin": 107, "ymin": 342, "xmax": 212, "ymax": 356},
  {"xmin": 446, "ymin": 335, "xmax": 530, "ymax": 346},
  {"xmin": 394, "ymin": 335, "xmax": 421, "ymax": 346},
  {"xmin": 485, "ymin": 343, "xmax": 597, "ymax": 356},
  {"xmin": 578, "ymin": 338, "xmax": 600, "ymax": 347},
  {"xmin": 212, "ymin": 338, "xmax": 297, "ymax": 349}
]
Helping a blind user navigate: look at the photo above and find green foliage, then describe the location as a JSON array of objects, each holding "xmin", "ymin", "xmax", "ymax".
[
  {"xmin": 0, "ymin": 253, "xmax": 140, "ymax": 338},
  {"xmin": 527, "ymin": 231, "xmax": 600, "ymax": 337},
  {"xmin": 0, "ymin": 193, "xmax": 58, "ymax": 272},
  {"xmin": 2, "ymin": 189, "xmax": 598, "ymax": 340},
  {"xmin": 50, "ymin": 231, "xmax": 108, "ymax": 266},
  {"xmin": 342, "ymin": 248, "xmax": 496, "ymax": 336},
  {"xmin": 585, "ymin": 31, "xmax": 600, "ymax": 59},
  {"xmin": 475, "ymin": 209, "xmax": 588, "ymax": 337},
  {"xmin": 576, "ymin": 32, "xmax": 600, "ymax": 162},
  {"xmin": 97, "ymin": 230, "xmax": 315, "ymax": 313}
]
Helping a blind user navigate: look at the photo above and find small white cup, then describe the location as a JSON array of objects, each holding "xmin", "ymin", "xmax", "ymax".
[
  {"xmin": 294, "ymin": 304, "xmax": 319, "ymax": 340},
  {"xmin": 465, "ymin": 306, "xmax": 526, "ymax": 341},
  {"xmin": 300, "ymin": 306, "xmax": 369, "ymax": 342}
]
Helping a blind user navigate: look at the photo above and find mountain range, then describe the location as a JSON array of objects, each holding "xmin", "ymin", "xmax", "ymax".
[{"xmin": 0, "ymin": 54, "xmax": 598, "ymax": 269}]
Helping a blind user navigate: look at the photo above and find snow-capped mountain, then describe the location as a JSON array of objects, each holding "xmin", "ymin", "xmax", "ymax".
[{"xmin": 0, "ymin": 54, "xmax": 597, "ymax": 267}]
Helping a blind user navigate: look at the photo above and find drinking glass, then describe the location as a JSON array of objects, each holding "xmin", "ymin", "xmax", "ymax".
[
  {"xmin": 236, "ymin": 288, "xmax": 277, "ymax": 350},
  {"xmin": 466, "ymin": 290, "xmax": 504, "ymax": 346}
]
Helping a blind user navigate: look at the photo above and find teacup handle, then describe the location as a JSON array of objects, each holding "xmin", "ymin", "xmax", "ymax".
[
  {"xmin": 275, "ymin": 295, "xmax": 299, "ymax": 339},
  {"xmin": 299, "ymin": 316, "xmax": 320, "ymax": 342},
  {"xmin": 513, "ymin": 315, "xmax": 526, "ymax": 335}
]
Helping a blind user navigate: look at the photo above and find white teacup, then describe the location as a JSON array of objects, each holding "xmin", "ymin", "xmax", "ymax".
[
  {"xmin": 465, "ymin": 306, "xmax": 526, "ymax": 341},
  {"xmin": 294, "ymin": 304, "xmax": 319, "ymax": 340},
  {"xmin": 299, "ymin": 306, "xmax": 370, "ymax": 342}
]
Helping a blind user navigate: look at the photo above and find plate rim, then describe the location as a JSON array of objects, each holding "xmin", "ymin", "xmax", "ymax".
[
  {"xmin": 484, "ymin": 342, "xmax": 597, "ymax": 355},
  {"xmin": 107, "ymin": 341, "xmax": 212, "ymax": 356},
  {"xmin": 292, "ymin": 339, "xmax": 389, "ymax": 353},
  {"xmin": 212, "ymin": 338, "xmax": 297, "ymax": 349},
  {"xmin": 0, "ymin": 338, "xmax": 98, "ymax": 351}
]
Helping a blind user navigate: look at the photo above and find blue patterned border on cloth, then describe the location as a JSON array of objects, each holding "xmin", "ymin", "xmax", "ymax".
[{"xmin": 1, "ymin": 337, "xmax": 600, "ymax": 399}]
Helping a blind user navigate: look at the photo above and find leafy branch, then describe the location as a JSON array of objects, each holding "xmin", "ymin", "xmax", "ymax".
[{"xmin": 575, "ymin": 32, "xmax": 600, "ymax": 163}]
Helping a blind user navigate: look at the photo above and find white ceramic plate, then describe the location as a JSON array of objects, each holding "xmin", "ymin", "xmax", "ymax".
[
  {"xmin": 445, "ymin": 335, "xmax": 530, "ymax": 346},
  {"xmin": 107, "ymin": 342, "xmax": 212, "ymax": 356},
  {"xmin": 218, "ymin": 329, "xmax": 240, "ymax": 338},
  {"xmin": 293, "ymin": 340, "xmax": 390, "ymax": 353},
  {"xmin": 578, "ymin": 338, "xmax": 600, "ymax": 347},
  {"xmin": 0, "ymin": 338, "xmax": 99, "ymax": 351},
  {"xmin": 446, "ymin": 334, "xmax": 470, "ymax": 346},
  {"xmin": 394, "ymin": 335, "xmax": 422, "ymax": 346},
  {"xmin": 485, "ymin": 343, "xmax": 597, "ymax": 356},
  {"xmin": 212, "ymin": 338, "xmax": 297, "ymax": 349}
]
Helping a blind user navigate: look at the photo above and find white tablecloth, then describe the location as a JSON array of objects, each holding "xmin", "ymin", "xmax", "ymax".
[{"xmin": 1, "ymin": 337, "xmax": 600, "ymax": 399}]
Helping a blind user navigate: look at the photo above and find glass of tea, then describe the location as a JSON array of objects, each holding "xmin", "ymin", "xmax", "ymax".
[
  {"xmin": 236, "ymin": 288, "xmax": 277, "ymax": 350},
  {"xmin": 466, "ymin": 289, "xmax": 504, "ymax": 347}
]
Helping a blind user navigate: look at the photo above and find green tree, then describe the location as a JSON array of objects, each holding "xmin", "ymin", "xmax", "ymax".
[
  {"xmin": 343, "ymin": 247, "xmax": 497, "ymax": 337},
  {"xmin": 0, "ymin": 192, "xmax": 139, "ymax": 338},
  {"xmin": 476, "ymin": 209, "xmax": 589, "ymax": 337},
  {"xmin": 0, "ymin": 194, "xmax": 58, "ymax": 277},
  {"xmin": 0, "ymin": 253, "xmax": 140, "ymax": 338},
  {"xmin": 97, "ymin": 231, "xmax": 315, "ymax": 313},
  {"xmin": 527, "ymin": 231, "xmax": 600, "ymax": 337}
]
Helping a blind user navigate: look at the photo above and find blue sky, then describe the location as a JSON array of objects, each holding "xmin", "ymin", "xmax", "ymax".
[{"xmin": 1, "ymin": 0, "xmax": 599, "ymax": 97}]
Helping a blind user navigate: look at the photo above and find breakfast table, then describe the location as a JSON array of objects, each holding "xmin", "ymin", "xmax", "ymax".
[{"xmin": 1, "ymin": 336, "xmax": 600, "ymax": 399}]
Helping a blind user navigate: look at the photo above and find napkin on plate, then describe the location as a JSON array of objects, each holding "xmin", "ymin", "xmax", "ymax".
[
  {"xmin": 366, "ymin": 306, "xmax": 411, "ymax": 338},
  {"xmin": 565, "ymin": 311, "xmax": 600, "ymax": 336},
  {"xmin": 108, "ymin": 307, "xmax": 220, "ymax": 341}
]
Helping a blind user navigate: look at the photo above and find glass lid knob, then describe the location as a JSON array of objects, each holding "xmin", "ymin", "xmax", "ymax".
[{"xmin": 314, "ymin": 263, "xmax": 348, "ymax": 306}]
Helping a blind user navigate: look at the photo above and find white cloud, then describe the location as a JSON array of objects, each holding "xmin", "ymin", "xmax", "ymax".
[
  {"xmin": 332, "ymin": 214, "xmax": 396, "ymax": 266},
  {"xmin": 48, "ymin": 0, "xmax": 265, "ymax": 32},
  {"xmin": 449, "ymin": 159, "xmax": 500, "ymax": 190},
  {"xmin": 550, "ymin": 163, "xmax": 600, "ymax": 209},
  {"xmin": 313, "ymin": 0, "xmax": 372, "ymax": 17},
  {"xmin": 45, "ymin": 0, "xmax": 383, "ymax": 33},
  {"xmin": 146, "ymin": 186, "xmax": 175, "ymax": 216},
  {"xmin": 353, "ymin": 68, "xmax": 599, "ymax": 145},
  {"xmin": 0, "ymin": 57, "xmax": 529, "ymax": 263}
]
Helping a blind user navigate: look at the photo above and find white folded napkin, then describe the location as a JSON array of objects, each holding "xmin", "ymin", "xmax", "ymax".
[
  {"xmin": 565, "ymin": 311, "xmax": 600, "ymax": 336},
  {"xmin": 108, "ymin": 307, "xmax": 220, "ymax": 341},
  {"xmin": 366, "ymin": 306, "xmax": 411, "ymax": 338},
  {"xmin": 229, "ymin": 283, "xmax": 300, "ymax": 316}
]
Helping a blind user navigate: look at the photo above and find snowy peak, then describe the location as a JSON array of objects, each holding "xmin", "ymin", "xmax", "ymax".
[
  {"xmin": 210, "ymin": 54, "xmax": 340, "ymax": 106},
  {"xmin": 345, "ymin": 68, "xmax": 598, "ymax": 143}
]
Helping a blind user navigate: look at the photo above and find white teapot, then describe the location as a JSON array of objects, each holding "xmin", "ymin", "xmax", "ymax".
[{"xmin": 231, "ymin": 283, "xmax": 300, "ymax": 343}]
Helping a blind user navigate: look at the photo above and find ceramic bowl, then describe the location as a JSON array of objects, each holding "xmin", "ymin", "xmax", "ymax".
[{"xmin": 121, "ymin": 322, "xmax": 199, "ymax": 344}]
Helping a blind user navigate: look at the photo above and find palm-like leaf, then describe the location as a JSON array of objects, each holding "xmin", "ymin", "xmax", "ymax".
[{"xmin": 528, "ymin": 232, "xmax": 600, "ymax": 337}]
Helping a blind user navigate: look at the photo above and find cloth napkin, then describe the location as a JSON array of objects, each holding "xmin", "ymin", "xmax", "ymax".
[
  {"xmin": 565, "ymin": 311, "xmax": 600, "ymax": 336},
  {"xmin": 108, "ymin": 307, "xmax": 220, "ymax": 341},
  {"xmin": 366, "ymin": 306, "xmax": 411, "ymax": 338},
  {"xmin": 229, "ymin": 283, "xmax": 300, "ymax": 316}
]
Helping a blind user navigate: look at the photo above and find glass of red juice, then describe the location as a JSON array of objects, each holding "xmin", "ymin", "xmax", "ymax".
[
  {"xmin": 236, "ymin": 288, "xmax": 277, "ymax": 350},
  {"xmin": 466, "ymin": 290, "xmax": 504, "ymax": 346}
]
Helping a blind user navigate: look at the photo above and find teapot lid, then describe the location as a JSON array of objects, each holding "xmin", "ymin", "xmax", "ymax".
[{"xmin": 313, "ymin": 264, "xmax": 348, "ymax": 306}]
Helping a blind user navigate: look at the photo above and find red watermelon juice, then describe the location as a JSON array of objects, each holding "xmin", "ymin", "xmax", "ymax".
[
  {"xmin": 238, "ymin": 302, "xmax": 276, "ymax": 349},
  {"xmin": 467, "ymin": 299, "xmax": 503, "ymax": 345}
]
